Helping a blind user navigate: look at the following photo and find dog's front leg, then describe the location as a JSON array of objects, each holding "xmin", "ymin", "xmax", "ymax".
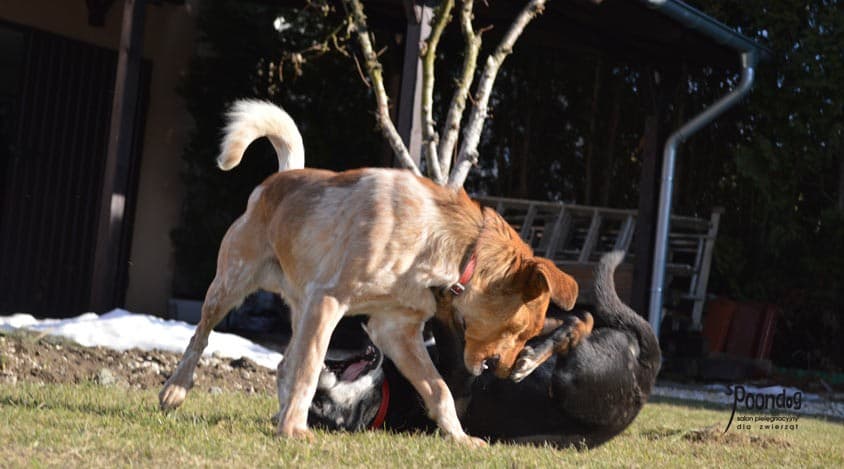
[
  {"xmin": 510, "ymin": 312, "xmax": 594, "ymax": 382},
  {"xmin": 276, "ymin": 295, "xmax": 345, "ymax": 439},
  {"xmin": 366, "ymin": 314, "xmax": 486, "ymax": 447},
  {"xmin": 429, "ymin": 318, "xmax": 475, "ymax": 419}
]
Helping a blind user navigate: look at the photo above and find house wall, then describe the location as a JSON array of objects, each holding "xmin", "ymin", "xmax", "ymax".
[{"xmin": 0, "ymin": 0, "xmax": 197, "ymax": 316}]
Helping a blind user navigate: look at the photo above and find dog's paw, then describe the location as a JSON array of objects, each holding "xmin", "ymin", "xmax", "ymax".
[
  {"xmin": 159, "ymin": 383, "xmax": 188, "ymax": 411},
  {"xmin": 510, "ymin": 347, "xmax": 539, "ymax": 383},
  {"xmin": 564, "ymin": 312, "xmax": 594, "ymax": 351},
  {"xmin": 450, "ymin": 434, "xmax": 487, "ymax": 448},
  {"xmin": 276, "ymin": 425, "xmax": 315, "ymax": 441}
]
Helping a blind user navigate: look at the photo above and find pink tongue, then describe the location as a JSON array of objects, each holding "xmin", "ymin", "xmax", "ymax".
[{"xmin": 341, "ymin": 360, "xmax": 368, "ymax": 381}]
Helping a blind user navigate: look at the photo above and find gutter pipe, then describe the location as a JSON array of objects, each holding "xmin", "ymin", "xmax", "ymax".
[
  {"xmin": 648, "ymin": 54, "xmax": 756, "ymax": 335},
  {"xmin": 643, "ymin": 0, "xmax": 768, "ymax": 336}
]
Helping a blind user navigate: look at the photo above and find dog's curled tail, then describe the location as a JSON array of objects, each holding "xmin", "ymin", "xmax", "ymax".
[
  {"xmin": 593, "ymin": 251, "xmax": 632, "ymax": 323},
  {"xmin": 594, "ymin": 250, "xmax": 661, "ymax": 363},
  {"xmin": 217, "ymin": 100, "xmax": 305, "ymax": 172},
  {"xmin": 594, "ymin": 250, "xmax": 653, "ymax": 335}
]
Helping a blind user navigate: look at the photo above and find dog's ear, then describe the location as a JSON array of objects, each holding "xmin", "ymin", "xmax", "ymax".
[{"xmin": 527, "ymin": 257, "xmax": 579, "ymax": 311}]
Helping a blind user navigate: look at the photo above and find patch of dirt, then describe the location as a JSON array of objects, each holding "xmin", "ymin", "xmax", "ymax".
[
  {"xmin": 683, "ymin": 425, "xmax": 792, "ymax": 449},
  {"xmin": 640, "ymin": 426, "xmax": 683, "ymax": 440},
  {"xmin": 0, "ymin": 329, "xmax": 276, "ymax": 395}
]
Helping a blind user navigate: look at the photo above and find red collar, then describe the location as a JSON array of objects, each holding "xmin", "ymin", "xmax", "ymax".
[
  {"xmin": 448, "ymin": 253, "xmax": 477, "ymax": 296},
  {"xmin": 369, "ymin": 379, "xmax": 390, "ymax": 430}
]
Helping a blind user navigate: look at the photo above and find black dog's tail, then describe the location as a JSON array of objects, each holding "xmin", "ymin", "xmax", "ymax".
[{"xmin": 593, "ymin": 251, "xmax": 661, "ymax": 366}]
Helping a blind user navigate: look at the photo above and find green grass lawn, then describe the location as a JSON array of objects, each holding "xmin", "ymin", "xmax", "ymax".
[{"xmin": 1, "ymin": 383, "xmax": 841, "ymax": 468}]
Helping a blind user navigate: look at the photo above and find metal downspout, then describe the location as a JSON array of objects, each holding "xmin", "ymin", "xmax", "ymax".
[{"xmin": 648, "ymin": 52, "xmax": 757, "ymax": 336}]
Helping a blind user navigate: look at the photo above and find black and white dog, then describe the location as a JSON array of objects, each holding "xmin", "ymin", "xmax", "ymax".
[{"xmin": 292, "ymin": 251, "xmax": 661, "ymax": 447}]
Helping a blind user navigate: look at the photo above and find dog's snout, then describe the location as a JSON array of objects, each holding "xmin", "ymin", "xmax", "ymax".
[{"xmin": 483, "ymin": 355, "xmax": 501, "ymax": 372}]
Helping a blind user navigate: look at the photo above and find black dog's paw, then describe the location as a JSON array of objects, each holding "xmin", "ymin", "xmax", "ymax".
[
  {"xmin": 510, "ymin": 346, "xmax": 541, "ymax": 383},
  {"xmin": 510, "ymin": 313, "xmax": 594, "ymax": 383}
]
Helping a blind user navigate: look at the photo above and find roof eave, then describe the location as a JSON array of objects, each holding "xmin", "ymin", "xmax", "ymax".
[{"xmin": 643, "ymin": 0, "xmax": 773, "ymax": 64}]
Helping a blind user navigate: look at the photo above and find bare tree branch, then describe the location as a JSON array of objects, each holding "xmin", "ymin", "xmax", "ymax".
[
  {"xmin": 448, "ymin": 0, "xmax": 548, "ymax": 188},
  {"xmin": 343, "ymin": 0, "xmax": 422, "ymax": 176},
  {"xmin": 438, "ymin": 0, "xmax": 481, "ymax": 179},
  {"xmin": 420, "ymin": 0, "xmax": 454, "ymax": 184},
  {"xmin": 278, "ymin": 3, "xmax": 352, "ymax": 81}
]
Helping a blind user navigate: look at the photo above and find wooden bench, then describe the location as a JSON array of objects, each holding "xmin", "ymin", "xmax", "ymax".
[{"xmin": 476, "ymin": 196, "xmax": 722, "ymax": 327}]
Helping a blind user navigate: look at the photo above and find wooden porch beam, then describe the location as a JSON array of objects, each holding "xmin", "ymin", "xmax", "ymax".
[
  {"xmin": 90, "ymin": 0, "xmax": 146, "ymax": 312},
  {"xmin": 631, "ymin": 114, "xmax": 660, "ymax": 318},
  {"xmin": 396, "ymin": 0, "xmax": 434, "ymax": 169}
]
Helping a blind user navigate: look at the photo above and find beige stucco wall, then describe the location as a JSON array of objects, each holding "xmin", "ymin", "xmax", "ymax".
[
  {"xmin": 121, "ymin": 2, "xmax": 196, "ymax": 316},
  {"xmin": 0, "ymin": 0, "xmax": 197, "ymax": 316}
]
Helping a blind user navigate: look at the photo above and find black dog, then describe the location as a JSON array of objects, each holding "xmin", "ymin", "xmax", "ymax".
[{"xmin": 303, "ymin": 251, "xmax": 661, "ymax": 448}]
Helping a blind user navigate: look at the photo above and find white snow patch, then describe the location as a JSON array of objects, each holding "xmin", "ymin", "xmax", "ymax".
[
  {"xmin": 2, "ymin": 310, "xmax": 842, "ymax": 419},
  {"xmin": 0, "ymin": 309, "xmax": 282, "ymax": 369}
]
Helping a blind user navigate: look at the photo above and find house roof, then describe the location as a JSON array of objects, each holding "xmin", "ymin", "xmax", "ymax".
[{"xmin": 337, "ymin": 0, "xmax": 772, "ymax": 69}]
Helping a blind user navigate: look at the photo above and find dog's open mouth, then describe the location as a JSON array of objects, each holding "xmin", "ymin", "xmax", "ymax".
[{"xmin": 324, "ymin": 345, "xmax": 382, "ymax": 382}]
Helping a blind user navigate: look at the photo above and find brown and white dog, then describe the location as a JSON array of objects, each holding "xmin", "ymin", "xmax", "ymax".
[{"xmin": 158, "ymin": 100, "xmax": 579, "ymax": 446}]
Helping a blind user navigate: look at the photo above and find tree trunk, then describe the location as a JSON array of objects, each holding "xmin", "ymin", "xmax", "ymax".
[
  {"xmin": 583, "ymin": 59, "xmax": 602, "ymax": 205},
  {"xmin": 599, "ymin": 80, "xmax": 621, "ymax": 206},
  {"xmin": 495, "ymin": 148, "xmax": 507, "ymax": 196},
  {"xmin": 838, "ymin": 153, "xmax": 844, "ymax": 211},
  {"xmin": 517, "ymin": 106, "xmax": 533, "ymax": 198},
  {"xmin": 631, "ymin": 114, "xmax": 660, "ymax": 316},
  {"xmin": 516, "ymin": 57, "xmax": 538, "ymax": 198}
]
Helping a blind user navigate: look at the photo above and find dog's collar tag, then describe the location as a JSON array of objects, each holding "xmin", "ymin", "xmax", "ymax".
[
  {"xmin": 369, "ymin": 379, "xmax": 390, "ymax": 430},
  {"xmin": 449, "ymin": 253, "xmax": 477, "ymax": 296}
]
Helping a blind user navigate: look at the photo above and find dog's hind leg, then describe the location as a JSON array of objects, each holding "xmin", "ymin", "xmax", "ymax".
[
  {"xmin": 276, "ymin": 294, "xmax": 345, "ymax": 439},
  {"xmin": 510, "ymin": 312, "xmax": 594, "ymax": 383},
  {"xmin": 159, "ymin": 219, "xmax": 267, "ymax": 411},
  {"xmin": 159, "ymin": 277, "xmax": 246, "ymax": 410}
]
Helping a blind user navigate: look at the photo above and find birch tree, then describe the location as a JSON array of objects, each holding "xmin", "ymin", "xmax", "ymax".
[{"xmin": 340, "ymin": 0, "xmax": 552, "ymax": 189}]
